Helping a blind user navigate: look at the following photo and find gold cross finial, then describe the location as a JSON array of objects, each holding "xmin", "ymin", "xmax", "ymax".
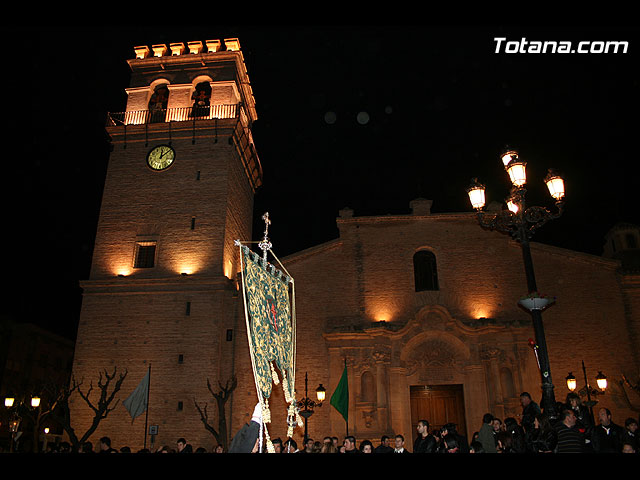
[{"xmin": 259, "ymin": 212, "xmax": 272, "ymax": 262}]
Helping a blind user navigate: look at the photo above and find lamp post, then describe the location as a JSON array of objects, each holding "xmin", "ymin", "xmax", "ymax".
[
  {"xmin": 4, "ymin": 395, "xmax": 43, "ymax": 453},
  {"xmin": 467, "ymin": 147, "xmax": 565, "ymax": 419},
  {"xmin": 566, "ymin": 360, "xmax": 607, "ymax": 422},
  {"xmin": 296, "ymin": 372, "xmax": 325, "ymax": 443}
]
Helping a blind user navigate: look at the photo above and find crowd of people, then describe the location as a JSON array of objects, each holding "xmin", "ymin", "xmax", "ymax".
[
  {"xmin": 9, "ymin": 391, "xmax": 638, "ymax": 454},
  {"xmin": 29, "ymin": 436, "xmax": 228, "ymax": 454},
  {"xmin": 228, "ymin": 391, "xmax": 639, "ymax": 454}
]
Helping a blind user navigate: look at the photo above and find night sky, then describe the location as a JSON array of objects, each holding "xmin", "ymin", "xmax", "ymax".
[{"xmin": 1, "ymin": 23, "xmax": 638, "ymax": 341}]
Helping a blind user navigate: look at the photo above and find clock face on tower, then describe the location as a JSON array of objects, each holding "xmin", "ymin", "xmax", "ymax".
[{"xmin": 146, "ymin": 144, "xmax": 175, "ymax": 171}]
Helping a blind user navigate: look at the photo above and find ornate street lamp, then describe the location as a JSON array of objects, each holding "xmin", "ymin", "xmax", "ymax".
[
  {"xmin": 466, "ymin": 147, "xmax": 565, "ymax": 419},
  {"xmin": 297, "ymin": 372, "xmax": 325, "ymax": 442}
]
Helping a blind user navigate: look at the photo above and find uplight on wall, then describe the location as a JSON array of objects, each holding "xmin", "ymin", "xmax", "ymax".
[
  {"xmin": 176, "ymin": 260, "xmax": 200, "ymax": 276},
  {"xmin": 224, "ymin": 260, "xmax": 234, "ymax": 279}
]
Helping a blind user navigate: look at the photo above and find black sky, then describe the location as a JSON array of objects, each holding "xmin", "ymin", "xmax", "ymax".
[{"xmin": 1, "ymin": 23, "xmax": 638, "ymax": 340}]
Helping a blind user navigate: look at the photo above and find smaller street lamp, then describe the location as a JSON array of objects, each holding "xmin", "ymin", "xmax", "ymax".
[
  {"xmin": 316, "ymin": 383, "xmax": 326, "ymax": 403},
  {"xmin": 566, "ymin": 372, "xmax": 577, "ymax": 392},
  {"xmin": 3, "ymin": 394, "xmax": 45, "ymax": 453},
  {"xmin": 297, "ymin": 373, "xmax": 325, "ymax": 443},
  {"xmin": 565, "ymin": 360, "xmax": 607, "ymax": 422}
]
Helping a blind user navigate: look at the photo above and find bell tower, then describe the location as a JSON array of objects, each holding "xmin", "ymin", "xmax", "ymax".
[{"xmin": 71, "ymin": 38, "xmax": 262, "ymax": 449}]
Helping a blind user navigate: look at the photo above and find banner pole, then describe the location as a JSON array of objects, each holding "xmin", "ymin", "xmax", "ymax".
[{"xmin": 144, "ymin": 364, "xmax": 151, "ymax": 450}]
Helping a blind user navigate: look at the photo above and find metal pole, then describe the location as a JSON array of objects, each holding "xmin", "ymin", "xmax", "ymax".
[
  {"xmin": 144, "ymin": 364, "xmax": 151, "ymax": 450},
  {"xmin": 581, "ymin": 360, "xmax": 595, "ymax": 423},
  {"xmin": 520, "ymin": 233, "xmax": 557, "ymax": 419},
  {"xmin": 304, "ymin": 373, "xmax": 309, "ymax": 442}
]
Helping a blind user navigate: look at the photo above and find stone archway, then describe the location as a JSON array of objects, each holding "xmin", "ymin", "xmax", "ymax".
[{"xmin": 397, "ymin": 309, "xmax": 478, "ymax": 441}]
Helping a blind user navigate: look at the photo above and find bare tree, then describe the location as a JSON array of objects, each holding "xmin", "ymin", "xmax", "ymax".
[
  {"xmin": 48, "ymin": 367, "xmax": 128, "ymax": 452},
  {"xmin": 193, "ymin": 375, "xmax": 237, "ymax": 450}
]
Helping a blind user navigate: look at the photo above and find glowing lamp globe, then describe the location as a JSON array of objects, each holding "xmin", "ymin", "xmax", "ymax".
[
  {"xmin": 544, "ymin": 169, "xmax": 565, "ymax": 201},
  {"xmin": 316, "ymin": 384, "xmax": 326, "ymax": 403},
  {"xmin": 467, "ymin": 178, "xmax": 486, "ymax": 210},
  {"xmin": 595, "ymin": 371, "xmax": 608, "ymax": 391},
  {"xmin": 506, "ymin": 161, "xmax": 527, "ymax": 186},
  {"xmin": 501, "ymin": 150, "xmax": 519, "ymax": 167}
]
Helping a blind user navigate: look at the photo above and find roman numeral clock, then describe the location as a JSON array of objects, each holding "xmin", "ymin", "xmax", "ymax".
[{"xmin": 146, "ymin": 144, "xmax": 176, "ymax": 171}]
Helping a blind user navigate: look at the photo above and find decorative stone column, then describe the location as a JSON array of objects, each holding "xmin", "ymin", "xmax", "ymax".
[
  {"xmin": 373, "ymin": 351, "xmax": 390, "ymax": 432},
  {"xmin": 388, "ymin": 365, "xmax": 410, "ymax": 437},
  {"xmin": 481, "ymin": 346, "xmax": 506, "ymax": 419}
]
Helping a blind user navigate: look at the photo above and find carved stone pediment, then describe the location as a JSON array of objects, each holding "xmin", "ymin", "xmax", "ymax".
[
  {"xmin": 403, "ymin": 335, "xmax": 469, "ymax": 379},
  {"xmin": 480, "ymin": 346, "xmax": 505, "ymax": 362}
]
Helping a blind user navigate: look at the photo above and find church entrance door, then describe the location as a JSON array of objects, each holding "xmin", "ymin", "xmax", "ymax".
[{"xmin": 410, "ymin": 384, "xmax": 466, "ymax": 441}]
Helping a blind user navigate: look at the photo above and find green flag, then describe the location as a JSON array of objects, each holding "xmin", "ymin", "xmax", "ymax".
[{"xmin": 330, "ymin": 364, "xmax": 349, "ymax": 422}]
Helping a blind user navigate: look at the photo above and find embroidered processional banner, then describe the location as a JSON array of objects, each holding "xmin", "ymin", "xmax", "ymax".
[{"xmin": 239, "ymin": 244, "xmax": 301, "ymax": 450}]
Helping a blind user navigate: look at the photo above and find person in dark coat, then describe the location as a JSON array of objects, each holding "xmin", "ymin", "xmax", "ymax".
[
  {"xmin": 622, "ymin": 417, "xmax": 638, "ymax": 452},
  {"xmin": 373, "ymin": 435, "xmax": 394, "ymax": 453},
  {"xmin": 504, "ymin": 418, "xmax": 526, "ymax": 453},
  {"xmin": 565, "ymin": 393, "xmax": 594, "ymax": 434},
  {"xmin": 413, "ymin": 420, "xmax": 437, "ymax": 453},
  {"xmin": 98, "ymin": 437, "xmax": 117, "ymax": 453},
  {"xmin": 176, "ymin": 438, "xmax": 193, "ymax": 453},
  {"xmin": 528, "ymin": 412, "xmax": 557, "ymax": 453},
  {"xmin": 228, "ymin": 403, "xmax": 262, "ymax": 453},
  {"xmin": 440, "ymin": 423, "xmax": 469, "ymax": 453},
  {"xmin": 519, "ymin": 392, "xmax": 541, "ymax": 435},
  {"xmin": 591, "ymin": 408, "xmax": 625, "ymax": 453},
  {"xmin": 393, "ymin": 434, "xmax": 411, "ymax": 453}
]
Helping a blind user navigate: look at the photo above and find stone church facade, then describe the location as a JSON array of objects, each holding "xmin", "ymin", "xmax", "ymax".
[
  {"xmin": 69, "ymin": 38, "xmax": 640, "ymax": 451},
  {"xmin": 273, "ymin": 202, "xmax": 640, "ymax": 445}
]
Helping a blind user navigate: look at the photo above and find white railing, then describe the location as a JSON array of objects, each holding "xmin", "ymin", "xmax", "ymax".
[{"xmin": 107, "ymin": 104, "xmax": 240, "ymax": 126}]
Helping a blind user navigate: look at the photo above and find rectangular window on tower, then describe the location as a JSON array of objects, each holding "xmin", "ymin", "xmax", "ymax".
[{"xmin": 134, "ymin": 241, "xmax": 157, "ymax": 268}]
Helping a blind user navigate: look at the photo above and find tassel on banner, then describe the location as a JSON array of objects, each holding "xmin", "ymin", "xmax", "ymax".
[
  {"xmin": 282, "ymin": 372, "xmax": 292, "ymax": 403},
  {"xmin": 270, "ymin": 362, "xmax": 280, "ymax": 386},
  {"xmin": 262, "ymin": 399, "xmax": 272, "ymax": 424},
  {"xmin": 296, "ymin": 408, "xmax": 303, "ymax": 428},
  {"xmin": 264, "ymin": 429, "xmax": 275, "ymax": 453}
]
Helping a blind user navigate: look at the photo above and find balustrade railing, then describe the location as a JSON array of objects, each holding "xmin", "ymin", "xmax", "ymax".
[{"xmin": 107, "ymin": 104, "xmax": 240, "ymax": 126}]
